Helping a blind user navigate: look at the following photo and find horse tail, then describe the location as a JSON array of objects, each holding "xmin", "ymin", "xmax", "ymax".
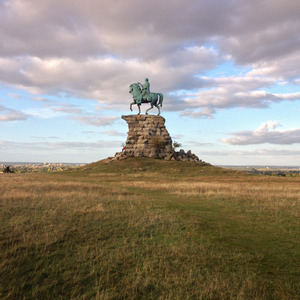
[{"xmin": 158, "ymin": 93, "xmax": 163, "ymax": 107}]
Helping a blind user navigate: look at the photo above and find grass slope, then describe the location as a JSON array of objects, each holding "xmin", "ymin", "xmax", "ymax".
[{"xmin": 1, "ymin": 158, "xmax": 300, "ymax": 299}]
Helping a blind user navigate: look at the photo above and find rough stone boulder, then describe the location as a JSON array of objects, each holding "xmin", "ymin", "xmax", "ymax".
[{"xmin": 111, "ymin": 115, "xmax": 206, "ymax": 163}]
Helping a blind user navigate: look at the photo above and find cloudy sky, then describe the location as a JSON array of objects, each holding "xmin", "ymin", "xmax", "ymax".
[{"xmin": 1, "ymin": 0, "xmax": 300, "ymax": 165}]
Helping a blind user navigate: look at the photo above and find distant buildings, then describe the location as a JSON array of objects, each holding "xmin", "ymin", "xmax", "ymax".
[{"xmin": 0, "ymin": 163, "xmax": 85, "ymax": 173}]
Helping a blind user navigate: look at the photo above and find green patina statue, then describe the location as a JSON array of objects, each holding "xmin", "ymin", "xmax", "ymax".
[
  {"xmin": 140, "ymin": 78, "xmax": 150, "ymax": 101},
  {"xmin": 129, "ymin": 78, "xmax": 164, "ymax": 115}
]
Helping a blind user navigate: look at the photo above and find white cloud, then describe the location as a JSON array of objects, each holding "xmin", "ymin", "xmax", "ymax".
[
  {"xmin": 201, "ymin": 148, "xmax": 300, "ymax": 158},
  {"xmin": 179, "ymin": 75, "xmax": 300, "ymax": 118},
  {"xmin": 223, "ymin": 121, "xmax": 300, "ymax": 145},
  {"xmin": 180, "ymin": 108, "xmax": 215, "ymax": 119},
  {"xmin": 7, "ymin": 93, "xmax": 21, "ymax": 99},
  {"xmin": 105, "ymin": 130, "xmax": 126, "ymax": 137},
  {"xmin": 2, "ymin": 0, "xmax": 299, "ymax": 62},
  {"xmin": 248, "ymin": 51, "xmax": 300, "ymax": 80},
  {"xmin": 0, "ymin": 0, "xmax": 299, "ymax": 119},
  {"xmin": 0, "ymin": 51, "xmax": 219, "ymax": 106},
  {"xmin": 52, "ymin": 103, "xmax": 82, "ymax": 114},
  {"xmin": 24, "ymin": 107, "xmax": 61, "ymax": 119},
  {"xmin": 0, "ymin": 140, "xmax": 121, "ymax": 151},
  {"xmin": 31, "ymin": 96, "xmax": 51, "ymax": 102},
  {"xmin": 0, "ymin": 105, "xmax": 28, "ymax": 121},
  {"xmin": 70, "ymin": 115, "xmax": 118, "ymax": 127},
  {"xmin": 256, "ymin": 121, "xmax": 281, "ymax": 132}
]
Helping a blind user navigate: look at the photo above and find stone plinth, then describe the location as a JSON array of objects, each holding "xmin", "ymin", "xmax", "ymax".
[
  {"xmin": 122, "ymin": 115, "xmax": 173, "ymax": 159},
  {"xmin": 110, "ymin": 114, "xmax": 204, "ymax": 163}
]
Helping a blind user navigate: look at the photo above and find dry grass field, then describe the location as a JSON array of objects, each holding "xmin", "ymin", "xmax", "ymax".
[{"xmin": 1, "ymin": 158, "xmax": 300, "ymax": 299}]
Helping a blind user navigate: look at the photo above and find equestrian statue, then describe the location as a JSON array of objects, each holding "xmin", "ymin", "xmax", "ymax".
[{"xmin": 129, "ymin": 78, "xmax": 164, "ymax": 115}]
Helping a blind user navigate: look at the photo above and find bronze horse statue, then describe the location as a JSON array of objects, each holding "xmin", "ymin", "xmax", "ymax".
[{"xmin": 129, "ymin": 83, "xmax": 163, "ymax": 115}]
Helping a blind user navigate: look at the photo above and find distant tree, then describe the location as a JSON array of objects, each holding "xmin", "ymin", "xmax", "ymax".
[
  {"xmin": 173, "ymin": 141, "xmax": 182, "ymax": 151},
  {"xmin": 3, "ymin": 165, "xmax": 13, "ymax": 173}
]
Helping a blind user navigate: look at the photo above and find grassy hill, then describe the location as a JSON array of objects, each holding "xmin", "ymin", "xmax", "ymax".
[{"xmin": 1, "ymin": 158, "xmax": 300, "ymax": 299}]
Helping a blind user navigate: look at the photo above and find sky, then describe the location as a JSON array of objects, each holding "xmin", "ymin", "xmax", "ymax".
[{"xmin": 1, "ymin": 0, "xmax": 300, "ymax": 165}]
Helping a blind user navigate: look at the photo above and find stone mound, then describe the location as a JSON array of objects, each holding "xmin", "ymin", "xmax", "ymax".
[{"xmin": 110, "ymin": 115, "xmax": 206, "ymax": 163}]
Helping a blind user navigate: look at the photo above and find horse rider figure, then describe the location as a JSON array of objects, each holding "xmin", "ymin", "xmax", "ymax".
[
  {"xmin": 138, "ymin": 78, "xmax": 150, "ymax": 103},
  {"xmin": 129, "ymin": 78, "xmax": 163, "ymax": 115}
]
